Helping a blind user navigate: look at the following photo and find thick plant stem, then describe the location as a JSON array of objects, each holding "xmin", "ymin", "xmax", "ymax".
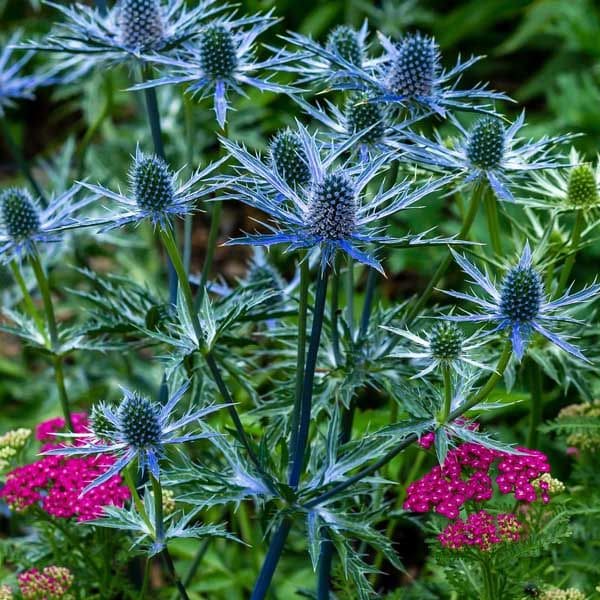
[
  {"xmin": 124, "ymin": 465, "xmax": 153, "ymax": 532},
  {"xmin": 404, "ymin": 182, "xmax": 485, "ymax": 325},
  {"xmin": 359, "ymin": 267, "xmax": 378, "ymax": 338},
  {"xmin": 440, "ymin": 364, "xmax": 453, "ymax": 423},
  {"xmin": 526, "ymin": 360, "xmax": 543, "ymax": 448},
  {"xmin": 317, "ymin": 530, "xmax": 334, "ymax": 600},
  {"xmin": 93, "ymin": 0, "xmax": 107, "ymax": 14},
  {"xmin": 345, "ymin": 258, "xmax": 354, "ymax": 338},
  {"xmin": 250, "ymin": 518, "xmax": 292, "ymax": 600},
  {"xmin": 151, "ymin": 475, "xmax": 189, "ymax": 600},
  {"xmin": 10, "ymin": 261, "xmax": 47, "ymax": 341},
  {"xmin": 290, "ymin": 256, "xmax": 309, "ymax": 460},
  {"xmin": 160, "ymin": 227, "xmax": 259, "ymax": 469},
  {"xmin": 484, "ymin": 191, "xmax": 502, "ymax": 255},
  {"xmin": 305, "ymin": 341, "xmax": 512, "ymax": 508},
  {"xmin": 557, "ymin": 209, "xmax": 584, "ymax": 296},
  {"xmin": 194, "ymin": 201, "xmax": 223, "ymax": 310},
  {"xmin": 0, "ymin": 118, "xmax": 46, "ymax": 206},
  {"xmin": 29, "ymin": 248, "xmax": 73, "ymax": 430},
  {"xmin": 289, "ymin": 268, "xmax": 329, "ymax": 488},
  {"xmin": 331, "ymin": 259, "xmax": 342, "ymax": 367}
]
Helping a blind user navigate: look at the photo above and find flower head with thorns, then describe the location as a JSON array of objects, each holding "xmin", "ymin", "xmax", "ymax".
[
  {"xmin": 0, "ymin": 186, "xmax": 95, "ymax": 263},
  {"xmin": 219, "ymin": 125, "xmax": 453, "ymax": 273},
  {"xmin": 45, "ymin": 382, "xmax": 225, "ymax": 492},
  {"xmin": 385, "ymin": 321, "xmax": 491, "ymax": 378},
  {"xmin": 445, "ymin": 244, "xmax": 600, "ymax": 360},
  {"xmin": 27, "ymin": 0, "xmax": 226, "ymax": 68},
  {"xmin": 80, "ymin": 147, "xmax": 224, "ymax": 231},
  {"xmin": 131, "ymin": 10, "xmax": 298, "ymax": 127},
  {"xmin": 402, "ymin": 112, "xmax": 570, "ymax": 201}
]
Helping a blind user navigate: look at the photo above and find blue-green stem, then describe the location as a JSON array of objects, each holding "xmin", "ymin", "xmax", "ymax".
[
  {"xmin": 305, "ymin": 341, "xmax": 512, "ymax": 509},
  {"xmin": 10, "ymin": 261, "xmax": 47, "ymax": 343},
  {"xmin": 290, "ymin": 254, "xmax": 310, "ymax": 464},
  {"xmin": 439, "ymin": 364, "xmax": 453, "ymax": 423},
  {"xmin": 250, "ymin": 518, "xmax": 292, "ymax": 600},
  {"xmin": 29, "ymin": 247, "xmax": 73, "ymax": 430},
  {"xmin": 0, "ymin": 117, "xmax": 46, "ymax": 206},
  {"xmin": 317, "ymin": 529, "xmax": 334, "ymax": 600},
  {"xmin": 93, "ymin": 0, "xmax": 107, "ymax": 14},
  {"xmin": 289, "ymin": 267, "xmax": 329, "ymax": 488},
  {"xmin": 183, "ymin": 96, "xmax": 196, "ymax": 273},
  {"xmin": 330, "ymin": 258, "xmax": 342, "ymax": 367},
  {"xmin": 194, "ymin": 201, "xmax": 223, "ymax": 310},
  {"xmin": 526, "ymin": 359, "xmax": 543, "ymax": 448},
  {"xmin": 359, "ymin": 267, "xmax": 377, "ymax": 338},
  {"xmin": 345, "ymin": 258, "xmax": 354, "ymax": 338},
  {"xmin": 484, "ymin": 189, "xmax": 502, "ymax": 255},
  {"xmin": 151, "ymin": 474, "xmax": 190, "ymax": 600},
  {"xmin": 403, "ymin": 182, "xmax": 486, "ymax": 326},
  {"xmin": 557, "ymin": 209, "xmax": 584, "ymax": 296},
  {"xmin": 160, "ymin": 226, "xmax": 260, "ymax": 470}
]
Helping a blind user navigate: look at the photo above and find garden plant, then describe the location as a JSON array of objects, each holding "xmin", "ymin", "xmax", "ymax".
[{"xmin": 1, "ymin": 0, "xmax": 600, "ymax": 599}]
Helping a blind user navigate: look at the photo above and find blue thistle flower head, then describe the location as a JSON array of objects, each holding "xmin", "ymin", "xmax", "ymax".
[
  {"xmin": 326, "ymin": 26, "xmax": 363, "ymax": 66},
  {"xmin": 466, "ymin": 117, "xmax": 506, "ymax": 170},
  {"xmin": 117, "ymin": 0, "xmax": 165, "ymax": 50},
  {"xmin": 307, "ymin": 173, "xmax": 357, "ymax": 240},
  {"xmin": 118, "ymin": 392, "xmax": 162, "ymax": 449},
  {"xmin": 567, "ymin": 165, "xmax": 598, "ymax": 208},
  {"xmin": 386, "ymin": 33, "xmax": 439, "ymax": 99},
  {"xmin": 130, "ymin": 152, "xmax": 176, "ymax": 213},
  {"xmin": 429, "ymin": 321, "xmax": 464, "ymax": 361},
  {"xmin": 1, "ymin": 188, "xmax": 40, "ymax": 241},
  {"xmin": 43, "ymin": 382, "xmax": 226, "ymax": 492},
  {"xmin": 270, "ymin": 129, "xmax": 311, "ymax": 189},
  {"xmin": 198, "ymin": 23, "xmax": 238, "ymax": 79},
  {"xmin": 81, "ymin": 146, "xmax": 225, "ymax": 231},
  {"xmin": 445, "ymin": 244, "xmax": 600, "ymax": 361},
  {"xmin": 345, "ymin": 93, "xmax": 386, "ymax": 145},
  {"xmin": 401, "ymin": 111, "xmax": 571, "ymax": 201},
  {"xmin": 29, "ymin": 0, "xmax": 227, "ymax": 71},
  {"xmin": 218, "ymin": 126, "xmax": 454, "ymax": 273},
  {"xmin": 499, "ymin": 262, "xmax": 543, "ymax": 325},
  {"xmin": 130, "ymin": 10, "xmax": 297, "ymax": 128},
  {"xmin": 0, "ymin": 184, "xmax": 95, "ymax": 264}
]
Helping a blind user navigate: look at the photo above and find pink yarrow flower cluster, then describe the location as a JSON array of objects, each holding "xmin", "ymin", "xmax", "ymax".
[
  {"xmin": 0, "ymin": 414, "xmax": 130, "ymax": 522},
  {"xmin": 404, "ymin": 442, "xmax": 551, "ymax": 519},
  {"xmin": 438, "ymin": 510, "xmax": 522, "ymax": 551},
  {"xmin": 17, "ymin": 566, "xmax": 73, "ymax": 600}
]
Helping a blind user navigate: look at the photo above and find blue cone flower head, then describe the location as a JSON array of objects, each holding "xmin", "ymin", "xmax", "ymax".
[
  {"xmin": 79, "ymin": 146, "xmax": 225, "ymax": 230},
  {"xmin": 44, "ymin": 382, "xmax": 226, "ymax": 492},
  {"xmin": 0, "ymin": 185, "xmax": 96, "ymax": 263},
  {"xmin": 131, "ymin": 10, "xmax": 298, "ymax": 128},
  {"xmin": 278, "ymin": 20, "xmax": 382, "ymax": 87},
  {"xmin": 292, "ymin": 94, "xmax": 420, "ymax": 163},
  {"xmin": 284, "ymin": 28, "xmax": 508, "ymax": 117},
  {"xmin": 218, "ymin": 125, "xmax": 455, "ymax": 273},
  {"xmin": 401, "ymin": 112, "xmax": 571, "ymax": 201},
  {"xmin": 269, "ymin": 129, "xmax": 311, "ymax": 189},
  {"xmin": 29, "ymin": 0, "xmax": 226, "ymax": 69},
  {"xmin": 445, "ymin": 243, "xmax": 600, "ymax": 361},
  {"xmin": 384, "ymin": 321, "xmax": 491, "ymax": 379},
  {"xmin": 326, "ymin": 26, "xmax": 364, "ymax": 66},
  {"xmin": 523, "ymin": 148, "xmax": 600, "ymax": 213}
]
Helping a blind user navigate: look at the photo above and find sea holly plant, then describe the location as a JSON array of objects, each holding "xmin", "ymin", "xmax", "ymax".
[{"xmin": 2, "ymin": 3, "xmax": 600, "ymax": 600}]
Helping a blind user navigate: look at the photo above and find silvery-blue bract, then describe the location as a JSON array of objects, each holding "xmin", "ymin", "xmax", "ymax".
[
  {"xmin": 0, "ymin": 185, "xmax": 95, "ymax": 263},
  {"xmin": 45, "ymin": 382, "xmax": 225, "ymax": 492},
  {"xmin": 218, "ymin": 125, "xmax": 453, "ymax": 273},
  {"xmin": 79, "ymin": 147, "xmax": 225, "ymax": 230},
  {"xmin": 445, "ymin": 244, "xmax": 600, "ymax": 361},
  {"xmin": 130, "ymin": 10, "xmax": 298, "ymax": 128},
  {"xmin": 401, "ymin": 112, "xmax": 571, "ymax": 201},
  {"xmin": 28, "ymin": 0, "xmax": 226, "ymax": 68}
]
